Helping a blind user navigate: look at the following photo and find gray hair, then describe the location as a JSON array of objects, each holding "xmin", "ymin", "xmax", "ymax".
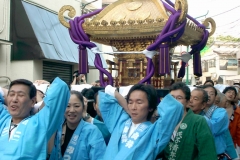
[
  {"xmin": 217, "ymin": 91, "xmax": 226, "ymax": 103},
  {"xmin": 193, "ymin": 88, "xmax": 208, "ymax": 103}
]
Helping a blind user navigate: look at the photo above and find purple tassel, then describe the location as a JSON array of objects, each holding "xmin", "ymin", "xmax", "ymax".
[
  {"xmin": 159, "ymin": 44, "xmax": 170, "ymax": 75},
  {"xmin": 193, "ymin": 51, "xmax": 202, "ymax": 77},
  {"xmin": 177, "ymin": 61, "xmax": 186, "ymax": 78},
  {"xmin": 78, "ymin": 46, "xmax": 88, "ymax": 74}
]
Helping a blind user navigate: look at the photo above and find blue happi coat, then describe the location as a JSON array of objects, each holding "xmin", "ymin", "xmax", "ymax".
[
  {"xmin": 50, "ymin": 119, "xmax": 106, "ymax": 160},
  {"xmin": 99, "ymin": 92, "xmax": 183, "ymax": 160},
  {"xmin": 0, "ymin": 77, "xmax": 70, "ymax": 159},
  {"xmin": 204, "ymin": 106, "xmax": 229, "ymax": 154}
]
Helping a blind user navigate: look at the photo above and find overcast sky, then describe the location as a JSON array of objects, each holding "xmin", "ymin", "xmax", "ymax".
[{"xmin": 184, "ymin": 0, "xmax": 240, "ymax": 37}]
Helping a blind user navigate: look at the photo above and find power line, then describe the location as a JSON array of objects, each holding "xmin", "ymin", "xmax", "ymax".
[
  {"xmin": 211, "ymin": 5, "xmax": 240, "ymax": 17},
  {"xmin": 217, "ymin": 18, "xmax": 240, "ymax": 28}
]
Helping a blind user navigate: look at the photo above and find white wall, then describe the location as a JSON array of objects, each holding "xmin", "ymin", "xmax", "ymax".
[
  {"xmin": 0, "ymin": 0, "xmax": 10, "ymax": 41},
  {"xmin": 0, "ymin": 45, "xmax": 11, "ymax": 86},
  {"xmin": 0, "ymin": 0, "xmax": 12, "ymax": 86}
]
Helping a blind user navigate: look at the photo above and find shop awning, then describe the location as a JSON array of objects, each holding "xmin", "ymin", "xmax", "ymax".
[{"xmin": 20, "ymin": 1, "xmax": 107, "ymax": 68}]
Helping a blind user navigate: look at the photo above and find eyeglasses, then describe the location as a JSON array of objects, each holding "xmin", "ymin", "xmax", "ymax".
[{"xmin": 172, "ymin": 96, "xmax": 185, "ymax": 101}]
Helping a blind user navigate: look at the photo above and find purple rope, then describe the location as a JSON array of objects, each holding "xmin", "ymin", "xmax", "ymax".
[
  {"xmin": 163, "ymin": 0, "xmax": 210, "ymax": 77},
  {"xmin": 139, "ymin": 58, "xmax": 154, "ymax": 84},
  {"xmin": 94, "ymin": 53, "xmax": 113, "ymax": 86},
  {"xmin": 68, "ymin": 9, "xmax": 114, "ymax": 86},
  {"xmin": 140, "ymin": 9, "xmax": 186, "ymax": 84}
]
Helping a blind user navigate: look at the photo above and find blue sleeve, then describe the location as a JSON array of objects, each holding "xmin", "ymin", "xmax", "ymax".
[
  {"xmin": 225, "ymin": 130, "xmax": 238, "ymax": 159},
  {"xmin": 93, "ymin": 118, "xmax": 111, "ymax": 144},
  {"xmin": 98, "ymin": 91, "xmax": 129, "ymax": 133},
  {"xmin": 38, "ymin": 77, "xmax": 70, "ymax": 140},
  {"xmin": 88, "ymin": 125, "xmax": 107, "ymax": 160},
  {"xmin": 204, "ymin": 108, "xmax": 229, "ymax": 136},
  {"xmin": 155, "ymin": 94, "xmax": 183, "ymax": 152},
  {"xmin": 0, "ymin": 94, "xmax": 9, "ymax": 121}
]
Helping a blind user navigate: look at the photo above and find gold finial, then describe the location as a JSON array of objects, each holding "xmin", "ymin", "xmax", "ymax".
[
  {"xmin": 174, "ymin": 0, "xmax": 188, "ymax": 23},
  {"xmin": 202, "ymin": 17, "xmax": 216, "ymax": 37},
  {"xmin": 58, "ymin": 5, "xmax": 76, "ymax": 28}
]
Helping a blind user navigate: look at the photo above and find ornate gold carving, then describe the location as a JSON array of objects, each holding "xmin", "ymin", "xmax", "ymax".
[
  {"xmin": 202, "ymin": 17, "xmax": 216, "ymax": 37},
  {"xmin": 112, "ymin": 13, "xmax": 126, "ymax": 22},
  {"xmin": 93, "ymin": 20, "xmax": 100, "ymax": 27},
  {"xmin": 126, "ymin": 1, "xmax": 143, "ymax": 11},
  {"xmin": 58, "ymin": 5, "xmax": 76, "ymax": 28},
  {"xmin": 101, "ymin": 20, "xmax": 108, "ymax": 26},
  {"xmin": 174, "ymin": 0, "xmax": 188, "ymax": 23},
  {"xmin": 138, "ymin": 12, "xmax": 151, "ymax": 21},
  {"xmin": 127, "ymin": 19, "xmax": 135, "ymax": 25},
  {"xmin": 110, "ymin": 20, "xmax": 117, "ymax": 26}
]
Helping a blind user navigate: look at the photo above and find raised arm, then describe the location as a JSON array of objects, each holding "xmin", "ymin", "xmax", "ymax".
[
  {"xmin": 38, "ymin": 77, "xmax": 70, "ymax": 140},
  {"xmin": 153, "ymin": 94, "xmax": 183, "ymax": 155},
  {"xmin": 0, "ymin": 87, "xmax": 10, "ymax": 120},
  {"xmin": 105, "ymin": 85, "xmax": 129, "ymax": 113},
  {"xmin": 99, "ymin": 91, "xmax": 129, "ymax": 133}
]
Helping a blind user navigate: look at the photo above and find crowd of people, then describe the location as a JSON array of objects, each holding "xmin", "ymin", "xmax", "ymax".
[{"xmin": 0, "ymin": 76, "xmax": 239, "ymax": 160}]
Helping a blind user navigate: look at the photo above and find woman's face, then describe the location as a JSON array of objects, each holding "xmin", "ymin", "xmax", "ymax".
[{"xmin": 65, "ymin": 94, "xmax": 84, "ymax": 126}]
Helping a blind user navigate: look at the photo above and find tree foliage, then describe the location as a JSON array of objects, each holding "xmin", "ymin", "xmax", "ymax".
[{"xmin": 206, "ymin": 35, "xmax": 240, "ymax": 46}]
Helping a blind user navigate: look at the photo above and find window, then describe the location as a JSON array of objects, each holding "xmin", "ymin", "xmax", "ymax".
[
  {"xmin": 202, "ymin": 61, "xmax": 208, "ymax": 72},
  {"xmin": 219, "ymin": 59, "xmax": 237, "ymax": 70},
  {"xmin": 209, "ymin": 59, "xmax": 216, "ymax": 68}
]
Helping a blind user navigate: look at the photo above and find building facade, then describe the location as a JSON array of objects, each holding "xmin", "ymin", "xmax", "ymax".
[
  {"xmin": 201, "ymin": 41, "xmax": 240, "ymax": 85},
  {"xmin": 0, "ymin": 0, "xmax": 108, "ymax": 87}
]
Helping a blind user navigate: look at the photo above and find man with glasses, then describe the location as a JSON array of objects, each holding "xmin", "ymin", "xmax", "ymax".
[
  {"xmin": 203, "ymin": 85, "xmax": 235, "ymax": 159},
  {"xmin": 158, "ymin": 82, "xmax": 217, "ymax": 160}
]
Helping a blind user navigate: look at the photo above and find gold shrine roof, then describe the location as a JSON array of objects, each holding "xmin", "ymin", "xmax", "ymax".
[{"xmin": 59, "ymin": 0, "xmax": 216, "ymax": 51}]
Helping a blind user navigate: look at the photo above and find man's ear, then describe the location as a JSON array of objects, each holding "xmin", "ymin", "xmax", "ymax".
[
  {"xmin": 31, "ymin": 96, "xmax": 37, "ymax": 107},
  {"xmin": 93, "ymin": 103, "xmax": 97, "ymax": 111},
  {"xmin": 201, "ymin": 102, "xmax": 206, "ymax": 110}
]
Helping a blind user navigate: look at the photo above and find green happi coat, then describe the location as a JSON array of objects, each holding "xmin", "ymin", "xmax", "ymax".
[{"xmin": 162, "ymin": 109, "xmax": 218, "ymax": 160}]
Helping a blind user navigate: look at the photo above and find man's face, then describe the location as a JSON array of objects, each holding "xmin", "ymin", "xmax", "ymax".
[
  {"xmin": 189, "ymin": 90, "xmax": 205, "ymax": 114},
  {"xmin": 7, "ymin": 84, "xmax": 35, "ymax": 121},
  {"xmin": 204, "ymin": 87, "xmax": 216, "ymax": 106},
  {"xmin": 170, "ymin": 89, "xmax": 188, "ymax": 109},
  {"xmin": 127, "ymin": 90, "xmax": 151, "ymax": 124},
  {"xmin": 224, "ymin": 89, "xmax": 236, "ymax": 102}
]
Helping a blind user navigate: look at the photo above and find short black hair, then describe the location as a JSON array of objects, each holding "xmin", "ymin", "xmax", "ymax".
[
  {"xmin": 204, "ymin": 80, "xmax": 214, "ymax": 86},
  {"xmin": 70, "ymin": 90, "xmax": 84, "ymax": 109},
  {"xmin": 202, "ymin": 85, "xmax": 217, "ymax": 96},
  {"xmin": 192, "ymin": 88, "xmax": 208, "ymax": 103},
  {"xmin": 126, "ymin": 84, "xmax": 158, "ymax": 121},
  {"xmin": 9, "ymin": 79, "xmax": 36, "ymax": 99},
  {"xmin": 81, "ymin": 88, "xmax": 96, "ymax": 117},
  {"xmin": 169, "ymin": 82, "xmax": 190, "ymax": 100},
  {"xmin": 93, "ymin": 92, "xmax": 98, "ymax": 104},
  {"xmin": 222, "ymin": 86, "xmax": 237, "ymax": 98},
  {"xmin": 81, "ymin": 88, "xmax": 95, "ymax": 100}
]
